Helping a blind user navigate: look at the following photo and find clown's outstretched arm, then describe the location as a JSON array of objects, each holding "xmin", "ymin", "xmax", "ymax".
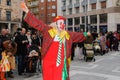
[
  {"xmin": 70, "ymin": 32, "xmax": 90, "ymax": 43},
  {"xmin": 70, "ymin": 32, "xmax": 86, "ymax": 43},
  {"xmin": 20, "ymin": 2, "xmax": 49, "ymax": 33}
]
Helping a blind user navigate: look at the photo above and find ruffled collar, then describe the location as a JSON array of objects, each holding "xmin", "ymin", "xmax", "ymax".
[{"xmin": 48, "ymin": 28, "xmax": 70, "ymax": 40}]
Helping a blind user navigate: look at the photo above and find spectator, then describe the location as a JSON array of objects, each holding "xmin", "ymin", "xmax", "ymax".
[
  {"xmin": 15, "ymin": 28, "xmax": 29, "ymax": 75},
  {"xmin": 26, "ymin": 30, "xmax": 32, "ymax": 48},
  {"xmin": 100, "ymin": 33, "xmax": 106, "ymax": 55}
]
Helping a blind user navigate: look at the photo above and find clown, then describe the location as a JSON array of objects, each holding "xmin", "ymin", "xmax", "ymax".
[{"xmin": 21, "ymin": 2, "xmax": 90, "ymax": 80}]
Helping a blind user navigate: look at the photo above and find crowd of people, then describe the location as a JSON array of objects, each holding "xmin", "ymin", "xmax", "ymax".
[
  {"xmin": 0, "ymin": 28, "xmax": 42, "ymax": 80},
  {"xmin": 71, "ymin": 31, "xmax": 120, "ymax": 61}
]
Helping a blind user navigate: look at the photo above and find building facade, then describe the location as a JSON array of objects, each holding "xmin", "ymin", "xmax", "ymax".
[
  {"xmin": 39, "ymin": 0, "xmax": 57, "ymax": 24},
  {"xmin": 58, "ymin": 0, "xmax": 120, "ymax": 33},
  {"xmin": 0, "ymin": 0, "xmax": 22, "ymax": 34}
]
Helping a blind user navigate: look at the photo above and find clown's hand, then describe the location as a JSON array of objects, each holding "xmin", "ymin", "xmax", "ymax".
[
  {"xmin": 83, "ymin": 32, "xmax": 91, "ymax": 37},
  {"xmin": 20, "ymin": 1, "xmax": 29, "ymax": 13},
  {"xmin": 87, "ymin": 32, "xmax": 91, "ymax": 36}
]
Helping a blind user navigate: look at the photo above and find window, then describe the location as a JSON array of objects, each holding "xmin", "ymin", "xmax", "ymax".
[
  {"xmin": 91, "ymin": 3, "xmax": 96, "ymax": 10},
  {"xmin": 90, "ymin": 15, "xmax": 97, "ymax": 24},
  {"xmin": 69, "ymin": 9, "xmax": 72, "ymax": 14},
  {"xmin": 6, "ymin": 11, "xmax": 11, "ymax": 21},
  {"xmin": 7, "ymin": 0, "xmax": 11, "ymax": 6},
  {"xmin": 52, "ymin": 5, "xmax": 56, "ymax": 9},
  {"xmin": 41, "ymin": 0, "xmax": 44, "ymax": 3},
  {"xmin": 68, "ymin": 18, "xmax": 73, "ymax": 26},
  {"xmin": 0, "ymin": 0, "xmax": 1, "ymax": 4},
  {"xmin": 83, "ymin": 5, "xmax": 88, "ymax": 12},
  {"xmin": 52, "ymin": 13, "xmax": 56, "ymax": 17},
  {"xmin": 74, "ymin": 17, "xmax": 80, "ymax": 25},
  {"xmin": 86, "ymin": 16, "xmax": 88, "ymax": 24},
  {"xmin": 48, "ymin": 14, "xmax": 51, "ymax": 16},
  {"xmin": 81, "ymin": 16, "xmax": 88, "ymax": 24},
  {"xmin": 76, "ymin": 7, "xmax": 79, "ymax": 13},
  {"xmin": 81, "ymin": 16, "xmax": 85, "ymax": 23},
  {"xmin": 40, "ymin": 14, "xmax": 44, "ymax": 17},
  {"xmin": 63, "ymin": 11, "xmax": 66, "ymax": 16},
  {"xmin": 63, "ymin": 1, "xmax": 66, "ymax": 5},
  {"xmin": 117, "ymin": 24, "xmax": 120, "ymax": 32},
  {"xmin": 101, "ymin": 1, "xmax": 106, "ymax": 8},
  {"xmin": 48, "ymin": 6, "xmax": 51, "ymax": 9},
  {"xmin": 41, "ymin": 7, "xmax": 44, "ymax": 10},
  {"xmin": 100, "ymin": 14, "xmax": 107, "ymax": 23}
]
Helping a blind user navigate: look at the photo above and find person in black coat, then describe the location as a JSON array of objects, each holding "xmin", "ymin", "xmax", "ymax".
[
  {"xmin": 15, "ymin": 28, "xmax": 29, "ymax": 75},
  {"xmin": 31, "ymin": 33, "xmax": 40, "ymax": 46},
  {"xmin": 71, "ymin": 43, "xmax": 77, "ymax": 61}
]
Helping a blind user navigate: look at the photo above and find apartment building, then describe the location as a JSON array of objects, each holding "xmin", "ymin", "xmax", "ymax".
[
  {"xmin": 58, "ymin": 0, "xmax": 120, "ymax": 33},
  {"xmin": 0, "ymin": 0, "xmax": 22, "ymax": 33},
  {"xmin": 26, "ymin": 0, "xmax": 39, "ymax": 19},
  {"xmin": 39, "ymin": 0, "xmax": 57, "ymax": 24}
]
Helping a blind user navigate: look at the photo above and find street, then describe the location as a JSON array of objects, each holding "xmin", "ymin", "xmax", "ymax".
[
  {"xmin": 70, "ymin": 50, "xmax": 120, "ymax": 80},
  {"xmin": 7, "ymin": 47, "xmax": 120, "ymax": 80}
]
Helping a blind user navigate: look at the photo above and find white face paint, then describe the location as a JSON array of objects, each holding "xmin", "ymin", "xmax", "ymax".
[{"xmin": 56, "ymin": 19, "xmax": 65, "ymax": 31}]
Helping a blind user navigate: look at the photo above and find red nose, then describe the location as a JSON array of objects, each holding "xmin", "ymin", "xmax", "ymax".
[{"xmin": 60, "ymin": 24, "xmax": 65, "ymax": 30}]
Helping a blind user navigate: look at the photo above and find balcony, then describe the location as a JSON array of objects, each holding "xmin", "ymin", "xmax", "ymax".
[
  {"xmin": 61, "ymin": 5, "xmax": 66, "ymax": 11},
  {"xmin": 81, "ymin": 0, "xmax": 87, "ymax": 6},
  {"xmin": 90, "ymin": 0, "xmax": 97, "ymax": 4},
  {"xmin": 74, "ymin": 3, "xmax": 80, "ymax": 8},
  {"xmin": 68, "ymin": 3, "xmax": 73, "ymax": 9}
]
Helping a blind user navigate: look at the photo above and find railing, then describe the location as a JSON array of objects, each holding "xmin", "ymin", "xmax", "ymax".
[{"xmin": 68, "ymin": 3, "xmax": 73, "ymax": 9}]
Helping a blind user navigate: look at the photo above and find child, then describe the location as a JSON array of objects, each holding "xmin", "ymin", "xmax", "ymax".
[
  {"xmin": 3, "ymin": 40, "xmax": 17, "ymax": 78},
  {"xmin": 0, "ymin": 51, "xmax": 10, "ymax": 80},
  {"xmin": 26, "ymin": 45, "xmax": 40, "ymax": 74}
]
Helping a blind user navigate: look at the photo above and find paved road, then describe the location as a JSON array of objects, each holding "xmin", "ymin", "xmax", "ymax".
[
  {"xmin": 8, "ymin": 47, "xmax": 120, "ymax": 80},
  {"xmin": 70, "ymin": 51, "xmax": 120, "ymax": 80}
]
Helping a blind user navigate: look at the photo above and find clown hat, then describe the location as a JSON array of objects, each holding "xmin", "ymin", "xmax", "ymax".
[{"xmin": 53, "ymin": 16, "xmax": 66, "ymax": 22}]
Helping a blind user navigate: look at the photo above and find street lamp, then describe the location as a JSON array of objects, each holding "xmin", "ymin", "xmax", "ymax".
[
  {"xmin": 81, "ymin": 0, "xmax": 87, "ymax": 32},
  {"xmin": 84, "ymin": 0, "xmax": 87, "ymax": 32}
]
